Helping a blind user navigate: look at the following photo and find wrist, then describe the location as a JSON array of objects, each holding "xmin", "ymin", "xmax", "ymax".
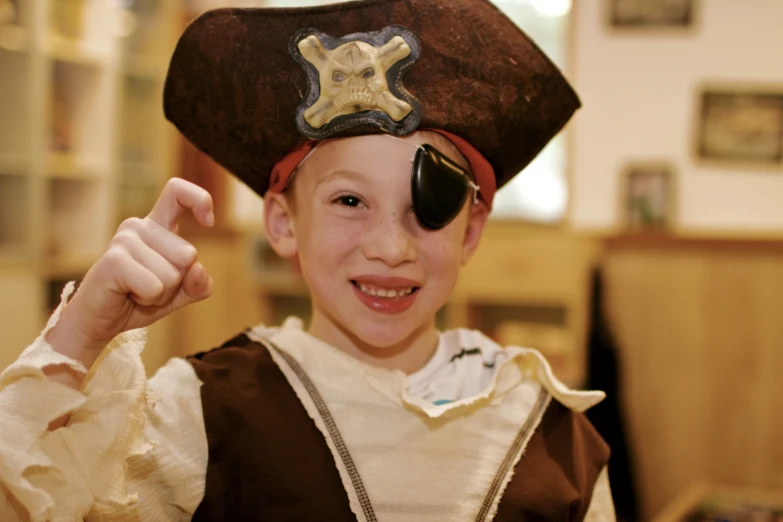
[{"xmin": 46, "ymin": 304, "xmax": 107, "ymax": 370}]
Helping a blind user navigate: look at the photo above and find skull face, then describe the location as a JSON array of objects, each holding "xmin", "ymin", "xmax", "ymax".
[
  {"xmin": 326, "ymin": 41, "xmax": 387, "ymax": 113},
  {"xmin": 298, "ymin": 35, "xmax": 414, "ymax": 129}
]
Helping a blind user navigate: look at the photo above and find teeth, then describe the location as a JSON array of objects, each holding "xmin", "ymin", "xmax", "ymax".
[{"xmin": 357, "ymin": 283, "xmax": 414, "ymax": 298}]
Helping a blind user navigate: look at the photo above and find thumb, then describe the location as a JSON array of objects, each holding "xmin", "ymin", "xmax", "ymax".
[{"xmin": 171, "ymin": 262, "xmax": 214, "ymax": 312}]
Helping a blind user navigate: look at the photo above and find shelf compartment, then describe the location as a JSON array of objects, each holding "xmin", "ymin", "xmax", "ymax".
[
  {"xmin": 118, "ymin": 0, "xmax": 167, "ymax": 59},
  {"xmin": 467, "ymin": 302, "xmax": 578, "ymax": 385},
  {"xmin": 47, "ymin": 151, "xmax": 107, "ymax": 180},
  {"xmin": 120, "ymin": 75, "xmax": 164, "ymax": 164},
  {"xmin": 0, "ymin": 24, "xmax": 27, "ymax": 52},
  {"xmin": 1, "ymin": 0, "xmax": 31, "ymax": 33},
  {"xmin": 48, "ymin": 0, "xmax": 116, "ymax": 63},
  {"xmin": 123, "ymin": 53, "xmax": 166, "ymax": 81},
  {"xmin": 0, "ymin": 47, "xmax": 29, "ymax": 157},
  {"xmin": 119, "ymin": 159, "xmax": 161, "ymax": 185},
  {"xmin": 0, "ymin": 172, "xmax": 30, "ymax": 256},
  {"xmin": 46, "ymin": 33, "xmax": 109, "ymax": 67},
  {"xmin": 116, "ymin": 181, "xmax": 157, "ymax": 223},
  {"xmin": 267, "ymin": 294, "xmax": 312, "ymax": 329},
  {"xmin": 45, "ymin": 177, "xmax": 109, "ymax": 265},
  {"xmin": 0, "ymin": 151, "xmax": 27, "ymax": 174},
  {"xmin": 49, "ymin": 59, "xmax": 113, "ymax": 166}
]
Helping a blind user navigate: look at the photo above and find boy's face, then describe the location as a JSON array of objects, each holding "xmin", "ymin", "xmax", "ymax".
[{"xmin": 265, "ymin": 131, "xmax": 488, "ymax": 350}]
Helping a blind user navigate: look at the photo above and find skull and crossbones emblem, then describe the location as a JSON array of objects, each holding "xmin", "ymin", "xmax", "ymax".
[{"xmin": 297, "ymin": 34, "xmax": 414, "ymax": 129}]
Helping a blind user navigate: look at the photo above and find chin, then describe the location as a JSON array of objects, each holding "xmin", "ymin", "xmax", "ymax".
[{"xmin": 343, "ymin": 310, "xmax": 430, "ymax": 350}]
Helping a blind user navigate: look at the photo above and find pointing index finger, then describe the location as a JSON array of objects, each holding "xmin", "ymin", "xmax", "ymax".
[{"xmin": 147, "ymin": 178, "xmax": 215, "ymax": 232}]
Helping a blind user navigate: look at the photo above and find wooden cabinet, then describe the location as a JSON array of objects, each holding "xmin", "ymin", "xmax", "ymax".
[
  {"xmin": 654, "ymin": 483, "xmax": 783, "ymax": 522},
  {"xmin": 603, "ymin": 235, "xmax": 783, "ymax": 519}
]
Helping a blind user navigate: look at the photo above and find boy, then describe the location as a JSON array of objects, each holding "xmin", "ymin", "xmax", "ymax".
[{"xmin": 0, "ymin": 0, "xmax": 614, "ymax": 520}]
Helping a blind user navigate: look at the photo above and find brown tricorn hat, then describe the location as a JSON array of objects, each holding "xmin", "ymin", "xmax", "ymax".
[{"xmin": 163, "ymin": 0, "xmax": 580, "ymax": 202}]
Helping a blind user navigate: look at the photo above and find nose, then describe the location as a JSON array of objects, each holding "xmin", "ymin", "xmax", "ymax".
[{"xmin": 362, "ymin": 211, "xmax": 418, "ymax": 267}]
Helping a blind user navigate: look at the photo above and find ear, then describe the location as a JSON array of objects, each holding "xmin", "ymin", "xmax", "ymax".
[
  {"xmin": 461, "ymin": 201, "xmax": 489, "ymax": 266},
  {"xmin": 263, "ymin": 191, "xmax": 298, "ymax": 259}
]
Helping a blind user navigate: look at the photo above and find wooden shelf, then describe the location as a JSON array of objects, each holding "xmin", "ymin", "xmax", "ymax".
[
  {"xmin": 45, "ymin": 177, "xmax": 110, "ymax": 267},
  {"xmin": 50, "ymin": 60, "xmax": 114, "ymax": 164},
  {"xmin": 123, "ymin": 53, "xmax": 166, "ymax": 81},
  {"xmin": 654, "ymin": 483, "xmax": 783, "ymax": 522},
  {"xmin": 47, "ymin": 152, "xmax": 106, "ymax": 180},
  {"xmin": 0, "ymin": 46, "xmax": 29, "ymax": 156},
  {"xmin": 116, "ymin": 181, "xmax": 157, "ymax": 222},
  {"xmin": 0, "ymin": 173, "xmax": 29, "ymax": 256},
  {"xmin": 254, "ymin": 276, "xmax": 310, "ymax": 298},
  {"xmin": 120, "ymin": 74, "xmax": 164, "ymax": 163},
  {"xmin": 0, "ymin": 246, "xmax": 32, "ymax": 266},
  {"xmin": 42, "ymin": 254, "xmax": 97, "ymax": 279},
  {"xmin": 46, "ymin": 33, "xmax": 109, "ymax": 67},
  {"xmin": 0, "ymin": 153, "xmax": 28, "ymax": 174},
  {"xmin": 0, "ymin": 24, "xmax": 27, "ymax": 52}
]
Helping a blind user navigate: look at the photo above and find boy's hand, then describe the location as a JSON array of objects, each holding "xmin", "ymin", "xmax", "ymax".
[{"xmin": 49, "ymin": 178, "xmax": 215, "ymax": 365}]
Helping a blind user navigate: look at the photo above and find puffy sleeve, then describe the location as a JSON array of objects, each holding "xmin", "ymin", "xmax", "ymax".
[{"xmin": 0, "ymin": 282, "xmax": 208, "ymax": 521}]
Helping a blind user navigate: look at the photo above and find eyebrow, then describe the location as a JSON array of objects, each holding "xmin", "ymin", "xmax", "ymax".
[{"xmin": 315, "ymin": 169, "xmax": 368, "ymax": 187}]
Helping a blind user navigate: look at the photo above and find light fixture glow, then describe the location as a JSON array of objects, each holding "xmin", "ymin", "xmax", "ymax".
[{"xmin": 529, "ymin": 0, "xmax": 571, "ymax": 17}]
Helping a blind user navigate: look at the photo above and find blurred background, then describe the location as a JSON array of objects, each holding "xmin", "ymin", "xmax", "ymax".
[{"xmin": 0, "ymin": 0, "xmax": 782, "ymax": 519}]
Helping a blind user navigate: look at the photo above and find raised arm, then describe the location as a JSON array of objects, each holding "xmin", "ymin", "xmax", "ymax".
[
  {"xmin": 46, "ymin": 178, "xmax": 215, "ymax": 387},
  {"xmin": 0, "ymin": 178, "xmax": 214, "ymax": 521}
]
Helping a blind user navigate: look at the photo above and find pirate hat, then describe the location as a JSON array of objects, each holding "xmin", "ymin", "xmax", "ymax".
[{"xmin": 163, "ymin": 0, "xmax": 580, "ymax": 208}]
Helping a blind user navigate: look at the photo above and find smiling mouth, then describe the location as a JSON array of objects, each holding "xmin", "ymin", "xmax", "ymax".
[{"xmin": 351, "ymin": 280, "xmax": 420, "ymax": 298}]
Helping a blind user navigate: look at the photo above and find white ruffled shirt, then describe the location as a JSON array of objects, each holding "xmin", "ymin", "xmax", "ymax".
[
  {"xmin": 0, "ymin": 283, "xmax": 615, "ymax": 521},
  {"xmin": 406, "ymin": 329, "xmax": 514, "ymax": 406}
]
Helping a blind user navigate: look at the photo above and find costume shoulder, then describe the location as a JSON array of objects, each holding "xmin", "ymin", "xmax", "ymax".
[
  {"xmin": 188, "ymin": 330, "xmax": 263, "ymax": 361},
  {"xmin": 185, "ymin": 330, "xmax": 281, "ymax": 390},
  {"xmin": 495, "ymin": 398, "xmax": 611, "ymax": 521}
]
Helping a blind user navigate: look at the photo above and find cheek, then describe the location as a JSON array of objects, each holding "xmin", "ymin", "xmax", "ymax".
[
  {"xmin": 420, "ymin": 230, "xmax": 465, "ymax": 284},
  {"xmin": 297, "ymin": 209, "xmax": 364, "ymax": 269}
]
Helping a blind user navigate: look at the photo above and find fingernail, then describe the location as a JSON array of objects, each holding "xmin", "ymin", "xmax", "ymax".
[{"xmin": 206, "ymin": 210, "xmax": 215, "ymax": 227}]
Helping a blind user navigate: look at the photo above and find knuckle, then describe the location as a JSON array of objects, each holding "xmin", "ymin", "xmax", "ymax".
[
  {"xmin": 160, "ymin": 265, "xmax": 182, "ymax": 289},
  {"xmin": 118, "ymin": 217, "xmax": 143, "ymax": 232},
  {"xmin": 143, "ymin": 278, "xmax": 166, "ymax": 299},
  {"xmin": 180, "ymin": 244, "xmax": 198, "ymax": 266},
  {"xmin": 111, "ymin": 230, "xmax": 139, "ymax": 249},
  {"xmin": 166, "ymin": 177, "xmax": 188, "ymax": 193},
  {"xmin": 137, "ymin": 281, "xmax": 166, "ymax": 306},
  {"xmin": 102, "ymin": 246, "xmax": 129, "ymax": 267}
]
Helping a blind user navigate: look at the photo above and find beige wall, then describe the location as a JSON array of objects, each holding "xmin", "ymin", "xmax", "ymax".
[{"xmin": 571, "ymin": 0, "xmax": 783, "ymax": 233}]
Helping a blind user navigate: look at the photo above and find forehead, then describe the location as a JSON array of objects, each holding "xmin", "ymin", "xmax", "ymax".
[{"xmin": 295, "ymin": 131, "xmax": 471, "ymax": 185}]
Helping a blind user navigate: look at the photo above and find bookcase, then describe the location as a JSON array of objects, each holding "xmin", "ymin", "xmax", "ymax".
[{"xmin": 0, "ymin": 0, "xmax": 183, "ymax": 372}]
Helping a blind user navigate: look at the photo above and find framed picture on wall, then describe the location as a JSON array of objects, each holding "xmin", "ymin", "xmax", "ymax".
[
  {"xmin": 608, "ymin": 0, "xmax": 696, "ymax": 28},
  {"xmin": 622, "ymin": 162, "xmax": 675, "ymax": 230},
  {"xmin": 695, "ymin": 87, "xmax": 783, "ymax": 164}
]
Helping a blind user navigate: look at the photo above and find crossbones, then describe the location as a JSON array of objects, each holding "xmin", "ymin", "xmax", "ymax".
[{"xmin": 298, "ymin": 34, "xmax": 413, "ymax": 129}]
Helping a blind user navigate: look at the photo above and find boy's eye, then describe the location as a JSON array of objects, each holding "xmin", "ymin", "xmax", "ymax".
[{"xmin": 333, "ymin": 195, "xmax": 363, "ymax": 208}]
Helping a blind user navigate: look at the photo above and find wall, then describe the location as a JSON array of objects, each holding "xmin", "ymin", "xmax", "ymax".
[{"xmin": 571, "ymin": 0, "xmax": 783, "ymax": 234}]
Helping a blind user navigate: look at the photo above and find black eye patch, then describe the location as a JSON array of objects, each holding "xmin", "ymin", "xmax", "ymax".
[{"xmin": 411, "ymin": 144, "xmax": 476, "ymax": 230}]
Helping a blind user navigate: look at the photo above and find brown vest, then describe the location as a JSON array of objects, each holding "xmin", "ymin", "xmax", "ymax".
[{"xmin": 187, "ymin": 332, "xmax": 610, "ymax": 521}]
